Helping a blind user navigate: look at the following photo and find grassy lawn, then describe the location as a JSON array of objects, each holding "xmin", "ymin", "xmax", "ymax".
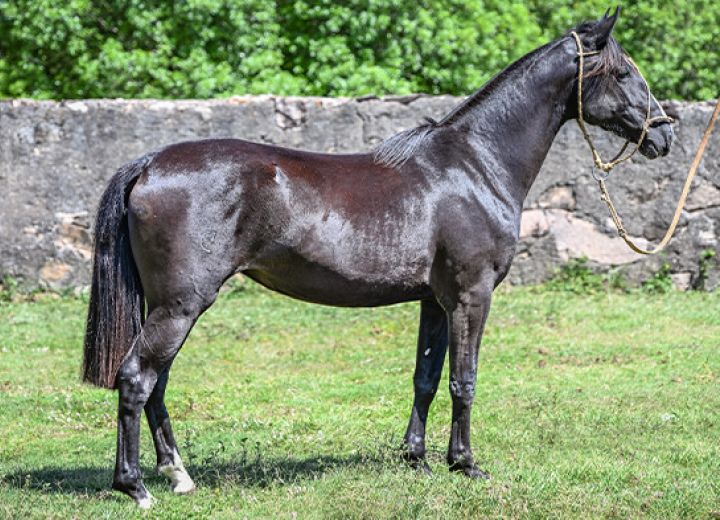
[{"xmin": 1, "ymin": 279, "xmax": 720, "ymax": 519}]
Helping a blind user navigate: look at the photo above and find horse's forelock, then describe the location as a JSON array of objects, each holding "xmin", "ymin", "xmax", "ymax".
[{"xmin": 580, "ymin": 35, "xmax": 629, "ymax": 97}]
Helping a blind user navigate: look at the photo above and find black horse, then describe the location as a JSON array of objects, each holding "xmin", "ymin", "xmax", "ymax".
[{"xmin": 83, "ymin": 10, "xmax": 673, "ymax": 507}]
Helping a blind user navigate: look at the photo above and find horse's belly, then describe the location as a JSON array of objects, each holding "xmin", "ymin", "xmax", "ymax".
[{"xmin": 243, "ymin": 249, "xmax": 433, "ymax": 307}]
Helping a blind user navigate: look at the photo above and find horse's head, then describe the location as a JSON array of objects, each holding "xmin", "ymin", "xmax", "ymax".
[{"xmin": 572, "ymin": 9, "xmax": 674, "ymax": 159}]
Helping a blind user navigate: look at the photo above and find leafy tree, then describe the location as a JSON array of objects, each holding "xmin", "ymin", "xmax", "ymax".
[
  {"xmin": 525, "ymin": 0, "xmax": 719, "ymax": 101},
  {"xmin": 0, "ymin": 1, "xmax": 716, "ymax": 100},
  {"xmin": 0, "ymin": 0, "xmax": 298, "ymax": 98},
  {"xmin": 275, "ymin": 0, "xmax": 544, "ymax": 96}
]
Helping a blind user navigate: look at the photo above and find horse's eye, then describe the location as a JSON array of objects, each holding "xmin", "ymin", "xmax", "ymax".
[{"xmin": 618, "ymin": 67, "xmax": 631, "ymax": 80}]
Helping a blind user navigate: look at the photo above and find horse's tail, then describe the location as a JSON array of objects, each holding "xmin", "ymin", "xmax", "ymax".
[{"xmin": 82, "ymin": 155, "xmax": 152, "ymax": 389}]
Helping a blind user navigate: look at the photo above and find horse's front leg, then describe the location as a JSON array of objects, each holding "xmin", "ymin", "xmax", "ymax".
[
  {"xmin": 404, "ymin": 299, "xmax": 449, "ymax": 473},
  {"xmin": 446, "ymin": 283, "xmax": 493, "ymax": 478}
]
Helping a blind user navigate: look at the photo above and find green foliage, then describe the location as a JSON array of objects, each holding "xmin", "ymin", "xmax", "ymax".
[
  {"xmin": 0, "ymin": 273, "xmax": 17, "ymax": 303},
  {"xmin": 545, "ymin": 256, "xmax": 608, "ymax": 294},
  {"xmin": 695, "ymin": 249, "xmax": 716, "ymax": 291},
  {"xmin": 0, "ymin": 0, "xmax": 296, "ymax": 99},
  {"xmin": 0, "ymin": 1, "xmax": 716, "ymax": 100},
  {"xmin": 275, "ymin": 0, "xmax": 543, "ymax": 96},
  {"xmin": 643, "ymin": 262, "xmax": 675, "ymax": 294}
]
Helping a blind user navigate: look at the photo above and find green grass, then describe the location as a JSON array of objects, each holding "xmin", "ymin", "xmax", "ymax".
[{"xmin": 2, "ymin": 281, "xmax": 720, "ymax": 519}]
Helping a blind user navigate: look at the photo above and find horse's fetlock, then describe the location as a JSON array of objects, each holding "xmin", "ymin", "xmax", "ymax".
[
  {"xmin": 404, "ymin": 434, "xmax": 426, "ymax": 459},
  {"xmin": 112, "ymin": 470, "xmax": 143, "ymax": 495},
  {"xmin": 448, "ymin": 451, "xmax": 474, "ymax": 470}
]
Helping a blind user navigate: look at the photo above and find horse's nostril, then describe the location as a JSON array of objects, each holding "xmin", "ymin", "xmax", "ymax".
[{"xmin": 663, "ymin": 127, "xmax": 674, "ymax": 154}]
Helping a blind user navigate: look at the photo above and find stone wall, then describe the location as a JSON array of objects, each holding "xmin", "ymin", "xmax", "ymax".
[{"xmin": 1, "ymin": 96, "xmax": 719, "ymax": 291}]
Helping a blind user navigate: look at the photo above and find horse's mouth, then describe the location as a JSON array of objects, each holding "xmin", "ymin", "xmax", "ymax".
[
  {"xmin": 600, "ymin": 122, "xmax": 636, "ymax": 143},
  {"xmin": 639, "ymin": 140, "xmax": 661, "ymax": 159},
  {"xmin": 601, "ymin": 122, "xmax": 673, "ymax": 159},
  {"xmin": 641, "ymin": 124, "xmax": 674, "ymax": 158}
]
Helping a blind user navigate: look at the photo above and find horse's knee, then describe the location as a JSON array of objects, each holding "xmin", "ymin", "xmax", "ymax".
[
  {"xmin": 413, "ymin": 377, "xmax": 440, "ymax": 406},
  {"xmin": 449, "ymin": 378, "xmax": 476, "ymax": 405}
]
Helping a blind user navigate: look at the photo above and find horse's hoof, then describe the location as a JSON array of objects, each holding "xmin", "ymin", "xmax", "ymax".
[
  {"xmin": 171, "ymin": 480, "xmax": 196, "ymax": 495},
  {"xmin": 465, "ymin": 465, "xmax": 491, "ymax": 480},
  {"xmin": 449, "ymin": 462, "xmax": 491, "ymax": 480},
  {"xmin": 136, "ymin": 493, "xmax": 157, "ymax": 509},
  {"xmin": 402, "ymin": 447, "xmax": 433, "ymax": 475},
  {"xmin": 112, "ymin": 477, "xmax": 155, "ymax": 507},
  {"xmin": 407, "ymin": 458, "xmax": 433, "ymax": 475},
  {"xmin": 158, "ymin": 458, "xmax": 196, "ymax": 494}
]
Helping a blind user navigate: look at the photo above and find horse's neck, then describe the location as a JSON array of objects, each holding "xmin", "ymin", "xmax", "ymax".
[{"xmin": 447, "ymin": 38, "xmax": 577, "ymax": 199}]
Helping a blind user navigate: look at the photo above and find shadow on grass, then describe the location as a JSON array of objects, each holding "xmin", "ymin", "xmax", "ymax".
[
  {"xmin": 1, "ymin": 466, "xmax": 112, "ymax": 495},
  {"xmin": 189, "ymin": 451, "xmax": 394, "ymax": 488},
  {"xmin": 1, "ymin": 437, "xmax": 425, "ymax": 495}
]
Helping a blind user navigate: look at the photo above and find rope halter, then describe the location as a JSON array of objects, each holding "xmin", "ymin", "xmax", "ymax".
[
  {"xmin": 570, "ymin": 31, "xmax": 673, "ymax": 177},
  {"xmin": 570, "ymin": 31, "xmax": 720, "ymax": 256}
]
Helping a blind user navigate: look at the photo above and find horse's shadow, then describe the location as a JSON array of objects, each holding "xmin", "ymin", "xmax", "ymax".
[{"xmin": 3, "ymin": 442, "xmax": 425, "ymax": 495}]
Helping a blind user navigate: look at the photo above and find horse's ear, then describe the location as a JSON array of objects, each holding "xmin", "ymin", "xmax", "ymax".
[{"xmin": 583, "ymin": 7, "xmax": 620, "ymax": 50}]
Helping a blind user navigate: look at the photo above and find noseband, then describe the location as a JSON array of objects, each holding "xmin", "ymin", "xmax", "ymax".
[{"xmin": 571, "ymin": 31, "xmax": 673, "ymax": 177}]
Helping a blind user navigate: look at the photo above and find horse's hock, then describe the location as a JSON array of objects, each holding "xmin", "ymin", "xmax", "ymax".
[{"xmin": 1, "ymin": 96, "xmax": 718, "ymax": 291}]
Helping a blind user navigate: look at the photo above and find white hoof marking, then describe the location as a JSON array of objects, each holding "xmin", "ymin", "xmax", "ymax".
[
  {"xmin": 158, "ymin": 451, "xmax": 196, "ymax": 495},
  {"xmin": 136, "ymin": 493, "xmax": 157, "ymax": 509}
]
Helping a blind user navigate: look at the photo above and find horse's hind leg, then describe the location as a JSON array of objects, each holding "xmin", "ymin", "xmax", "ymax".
[
  {"xmin": 145, "ymin": 363, "xmax": 195, "ymax": 494},
  {"xmin": 403, "ymin": 299, "xmax": 448, "ymax": 473},
  {"xmin": 113, "ymin": 305, "xmax": 205, "ymax": 508}
]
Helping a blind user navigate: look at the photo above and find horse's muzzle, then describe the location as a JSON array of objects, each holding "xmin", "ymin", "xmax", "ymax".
[{"xmin": 641, "ymin": 123, "xmax": 674, "ymax": 159}]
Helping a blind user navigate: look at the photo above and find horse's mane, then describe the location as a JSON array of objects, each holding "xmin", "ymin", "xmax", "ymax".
[
  {"xmin": 373, "ymin": 21, "xmax": 627, "ymax": 169},
  {"xmin": 372, "ymin": 121, "xmax": 437, "ymax": 169},
  {"xmin": 372, "ymin": 41, "xmax": 557, "ymax": 169}
]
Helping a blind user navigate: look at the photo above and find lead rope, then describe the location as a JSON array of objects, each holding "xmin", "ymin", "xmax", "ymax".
[{"xmin": 571, "ymin": 31, "xmax": 720, "ymax": 255}]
